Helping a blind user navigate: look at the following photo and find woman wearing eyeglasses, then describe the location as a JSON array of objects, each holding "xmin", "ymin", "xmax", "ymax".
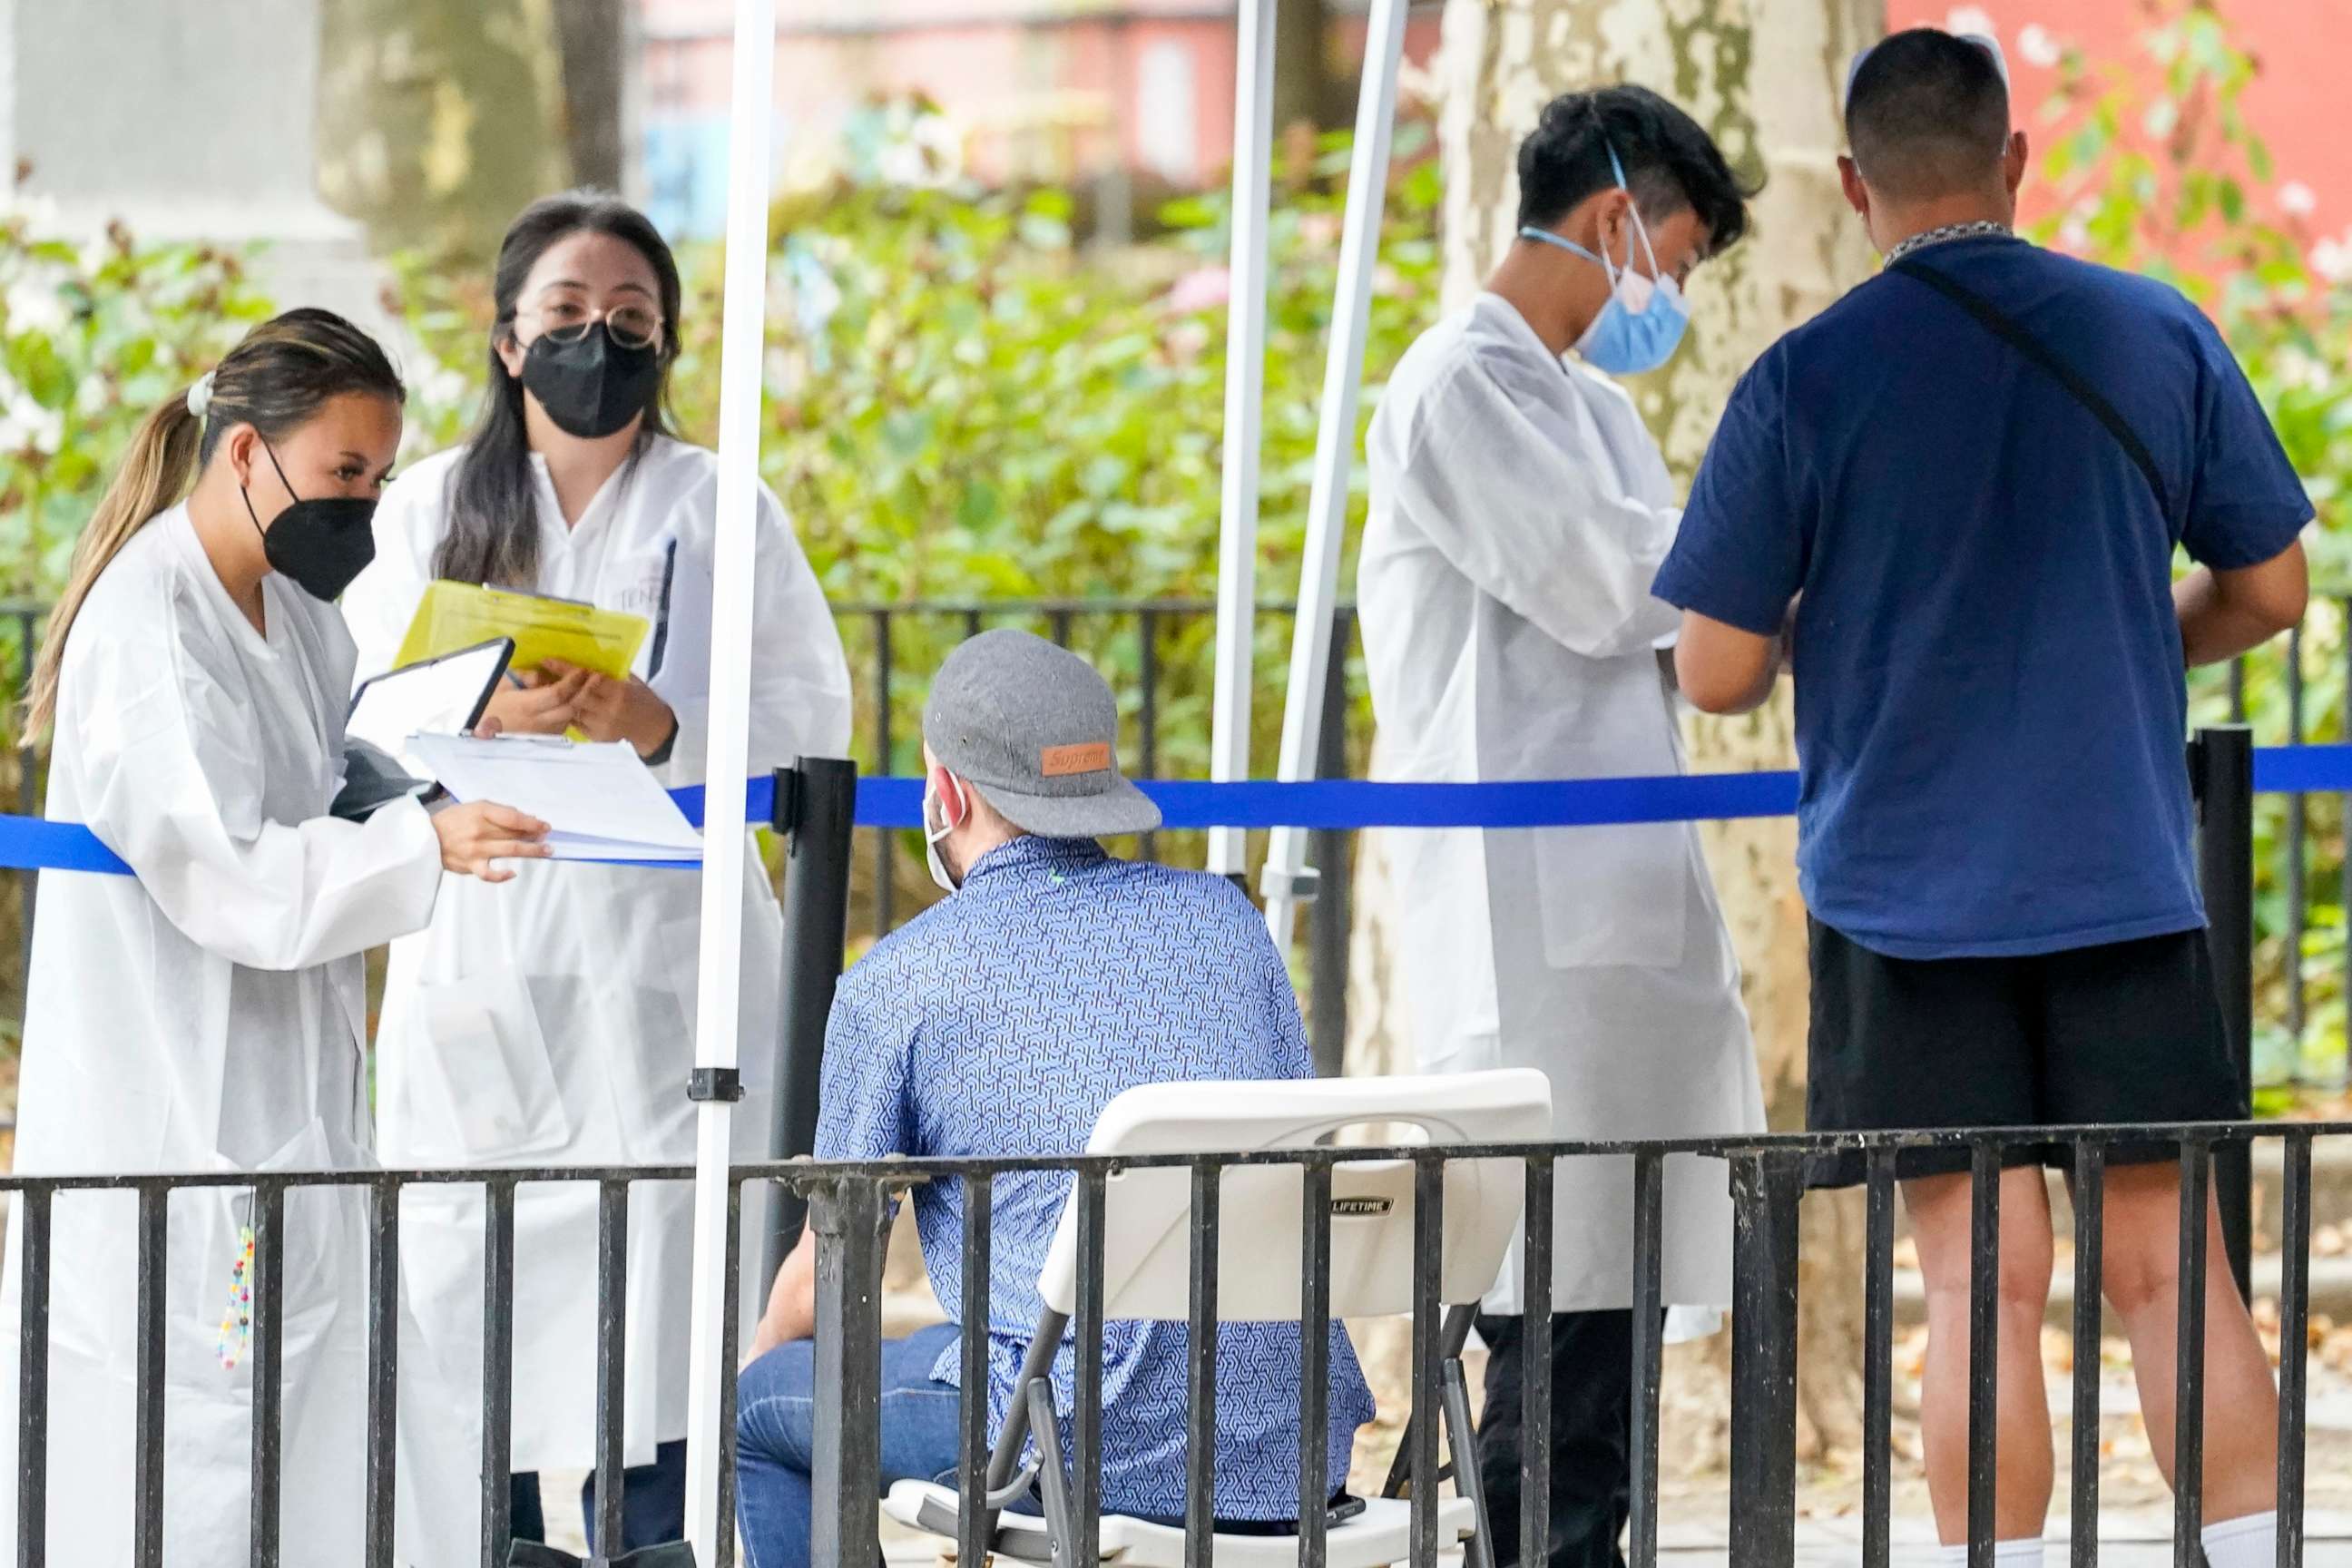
[{"xmin": 342, "ymin": 191, "xmax": 852, "ymax": 1562}]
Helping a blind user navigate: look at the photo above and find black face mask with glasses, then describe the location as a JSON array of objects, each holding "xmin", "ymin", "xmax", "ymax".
[{"xmin": 517, "ymin": 304, "xmax": 665, "ymax": 441}]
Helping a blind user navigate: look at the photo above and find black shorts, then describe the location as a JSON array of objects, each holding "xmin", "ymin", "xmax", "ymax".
[{"xmin": 1805, "ymin": 919, "xmax": 2245, "ymax": 1185}]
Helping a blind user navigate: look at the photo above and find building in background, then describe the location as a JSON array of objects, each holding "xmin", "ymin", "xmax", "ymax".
[
  {"xmin": 640, "ymin": 0, "xmax": 2351, "ymax": 270},
  {"xmin": 639, "ymin": 0, "xmax": 1443, "ymax": 237},
  {"xmin": 0, "ymin": 0, "xmax": 382, "ymax": 326}
]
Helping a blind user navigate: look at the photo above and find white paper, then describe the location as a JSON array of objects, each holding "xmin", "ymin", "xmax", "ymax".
[
  {"xmin": 348, "ymin": 642, "xmax": 513, "ymax": 776},
  {"xmin": 405, "ymin": 733, "xmax": 704, "ymax": 863}
]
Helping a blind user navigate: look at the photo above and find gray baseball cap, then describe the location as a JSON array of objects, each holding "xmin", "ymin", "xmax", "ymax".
[{"xmin": 921, "ymin": 629, "xmax": 1162, "ymax": 839}]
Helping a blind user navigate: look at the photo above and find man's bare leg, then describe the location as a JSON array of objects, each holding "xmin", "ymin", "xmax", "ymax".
[
  {"xmin": 2099, "ymin": 1162, "xmax": 2278, "ymax": 1529},
  {"xmin": 1904, "ymin": 1166, "xmax": 2057, "ymax": 1547}
]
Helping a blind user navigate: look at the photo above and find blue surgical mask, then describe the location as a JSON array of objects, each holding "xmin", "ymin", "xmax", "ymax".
[{"xmin": 1519, "ymin": 148, "xmax": 1690, "ymax": 377}]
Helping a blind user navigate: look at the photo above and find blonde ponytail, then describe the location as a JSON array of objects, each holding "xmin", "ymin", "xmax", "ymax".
[
  {"xmin": 24, "ymin": 391, "xmax": 203, "ymax": 737},
  {"xmin": 24, "ymin": 308, "xmax": 405, "ymax": 740}
]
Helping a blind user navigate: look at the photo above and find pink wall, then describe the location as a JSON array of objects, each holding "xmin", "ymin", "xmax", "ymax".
[
  {"xmin": 1887, "ymin": 1, "xmax": 2352, "ymax": 248},
  {"xmin": 643, "ymin": 1, "xmax": 2348, "ymax": 260},
  {"xmin": 641, "ymin": 5, "xmax": 1441, "ymax": 195}
]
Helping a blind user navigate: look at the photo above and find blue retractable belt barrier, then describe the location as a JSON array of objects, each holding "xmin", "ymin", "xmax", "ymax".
[{"xmin": 14, "ymin": 742, "xmax": 2352, "ymax": 877}]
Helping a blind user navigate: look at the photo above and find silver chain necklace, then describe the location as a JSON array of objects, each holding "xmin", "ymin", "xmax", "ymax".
[{"xmin": 1886, "ymin": 220, "xmax": 2016, "ymax": 266}]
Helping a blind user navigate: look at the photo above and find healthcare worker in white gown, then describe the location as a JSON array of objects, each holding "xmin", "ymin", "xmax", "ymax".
[
  {"xmin": 0, "ymin": 309, "xmax": 548, "ymax": 1567},
  {"xmin": 342, "ymin": 193, "xmax": 852, "ymax": 1559},
  {"xmin": 1358, "ymin": 91, "xmax": 1768, "ymax": 1568}
]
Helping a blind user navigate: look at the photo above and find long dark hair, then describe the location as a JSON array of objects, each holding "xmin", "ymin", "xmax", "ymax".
[
  {"xmin": 28, "ymin": 308, "xmax": 403, "ymax": 734},
  {"xmin": 435, "ymin": 191, "xmax": 684, "ymax": 587}
]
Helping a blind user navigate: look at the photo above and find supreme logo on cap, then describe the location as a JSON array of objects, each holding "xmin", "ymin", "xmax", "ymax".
[{"xmin": 1040, "ymin": 742, "xmax": 1113, "ymax": 778}]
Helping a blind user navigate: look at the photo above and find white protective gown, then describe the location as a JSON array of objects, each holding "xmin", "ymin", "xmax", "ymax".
[
  {"xmin": 1357, "ymin": 293, "xmax": 1767, "ymax": 1317},
  {"xmin": 341, "ymin": 436, "xmax": 852, "ymax": 1553},
  {"xmin": 0, "ymin": 506, "xmax": 446, "ymax": 1565}
]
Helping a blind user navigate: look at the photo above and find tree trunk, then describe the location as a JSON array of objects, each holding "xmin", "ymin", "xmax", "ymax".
[
  {"xmin": 1382, "ymin": 0, "xmax": 1884, "ymax": 1470},
  {"xmin": 551, "ymin": 0, "xmax": 632, "ymax": 193},
  {"xmin": 314, "ymin": 0, "xmax": 569, "ymax": 270},
  {"xmin": 1273, "ymin": 0, "xmax": 1336, "ymax": 132}
]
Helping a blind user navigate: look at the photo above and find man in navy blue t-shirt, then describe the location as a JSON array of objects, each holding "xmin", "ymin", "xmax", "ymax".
[{"xmin": 1652, "ymin": 30, "xmax": 2307, "ymax": 1568}]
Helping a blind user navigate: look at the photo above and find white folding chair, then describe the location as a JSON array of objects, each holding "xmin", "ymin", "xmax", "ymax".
[{"xmin": 884, "ymin": 1069, "xmax": 1553, "ymax": 1567}]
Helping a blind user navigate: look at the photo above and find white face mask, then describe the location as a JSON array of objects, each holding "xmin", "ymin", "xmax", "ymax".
[{"xmin": 923, "ymin": 773, "xmax": 967, "ymax": 894}]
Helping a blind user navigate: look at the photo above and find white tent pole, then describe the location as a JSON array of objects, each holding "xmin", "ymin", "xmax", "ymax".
[
  {"xmin": 682, "ymin": 0, "xmax": 777, "ymax": 1555},
  {"xmin": 1206, "ymin": 0, "xmax": 1279, "ymax": 879},
  {"xmin": 1261, "ymin": 0, "xmax": 1408, "ymax": 950}
]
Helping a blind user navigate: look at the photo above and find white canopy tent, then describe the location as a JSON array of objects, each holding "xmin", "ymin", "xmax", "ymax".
[
  {"xmin": 1259, "ymin": 0, "xmax": 1410, "ymax": 946},
  {"xmin": 679, "ymin": 0, "xmax": 779, "ymax": 1553},
  {"xmin": 1205, "ymin": 0, "xmax": 1279, "ymax": 882},
  {"xmin": 676, "ymin": 1, "xmax": 1411, "ymax": 1554}
]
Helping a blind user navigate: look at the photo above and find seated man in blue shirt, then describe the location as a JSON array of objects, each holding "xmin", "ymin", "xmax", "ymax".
[
  {"xmin": 733, "ymin": 629, "xmax": 1376, "ymax": 1568},
  {"xmin": 1653, "ymin": 30, "xmax": 2306, "ymax": 1568}
]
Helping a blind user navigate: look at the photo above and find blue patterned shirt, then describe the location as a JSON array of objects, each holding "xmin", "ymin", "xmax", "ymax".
[{"xmin": 815, "ymin": 837, "xmax": 1377, "ymax": 1519}]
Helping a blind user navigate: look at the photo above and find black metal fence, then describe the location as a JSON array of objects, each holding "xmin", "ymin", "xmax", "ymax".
[
  {"xmin": 2234, "ymin": 618, "xmax": 2352, "ymax": 1092},
  {"xmin": 793, "ymin": 1122, "xmax": 2339, "ymax": 1568},
  {"xmin": 3, "ymin": 1161, "xmax": 718, "ymax": 1568},
  {"xmin": 8, "ymin": 1121, "xmax": 2329, "ymax": 1567},
  {"xmin": 0, "ymin": 728, "xmax": 2335, "ymax": 1566}
]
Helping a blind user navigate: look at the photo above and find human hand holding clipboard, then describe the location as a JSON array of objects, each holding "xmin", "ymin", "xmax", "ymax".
[
  {"xmin": 483, "ymin": 665, "xmax": 594, "ymax": 737},
  {"xmin": 534, "ymin": 658, "xmax": 678, "ymax": 760}
]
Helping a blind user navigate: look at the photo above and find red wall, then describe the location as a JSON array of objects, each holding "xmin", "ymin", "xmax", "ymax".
[
  {"xmin": 642, "ymin": 5, "xmax": 1441, "ymax": 193},
  {"xmin": 1886, "ymin": 1, "xmax": 2352, "ymax": 245},
  {"xmin": 643, "ymin": 1, "xmax": 2347, "ymax": 257}
]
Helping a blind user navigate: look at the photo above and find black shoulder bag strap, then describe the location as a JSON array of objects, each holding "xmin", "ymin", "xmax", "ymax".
[{"xmin": 1891, "ymin": 257, "xmax": 2174, "ymax": 520}]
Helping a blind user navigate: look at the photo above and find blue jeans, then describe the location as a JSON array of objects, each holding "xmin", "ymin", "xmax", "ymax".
[{"xmin": 736, "ymin": 1323, "xmax": 965, "ymax": 1568}]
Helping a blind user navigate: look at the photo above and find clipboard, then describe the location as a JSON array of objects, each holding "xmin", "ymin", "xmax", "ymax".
[
  {"xmin": 348, "ymin": 636, "xmax": 515, "ymax": 779},
  {"xmin": 395, "ymin": 581, "xmax": 649, "ymax": 681}
]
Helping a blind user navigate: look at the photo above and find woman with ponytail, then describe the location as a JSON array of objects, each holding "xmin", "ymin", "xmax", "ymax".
[
  {"xmin": 342, "ymin": 193, "xmax": 850, "ymax": 1557},
  {"xmin": 0, "ymin": 309, "xmax": 548, "ymax": 1564}
]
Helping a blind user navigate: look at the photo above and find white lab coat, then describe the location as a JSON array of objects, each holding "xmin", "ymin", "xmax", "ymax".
[
  {"xmin": 0, "ymin": 505, "xmax": 446, "ymax": 1564},
  {"xmin": 1358, "ymin": 293, "xmax": 1766, "ymax": 1317},
  {"xmin": 341, "ymin": 436, "xmax": 851, "ymax": 1556}
]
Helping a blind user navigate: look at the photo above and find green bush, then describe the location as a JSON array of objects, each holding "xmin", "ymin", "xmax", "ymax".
[
  {"xmin": 0, "ymin": 220, "xmax": 273, "ymax": 641},
  {"xmin": 388, "ymin": 116, "xmax": 1446, "ymax": 787}
]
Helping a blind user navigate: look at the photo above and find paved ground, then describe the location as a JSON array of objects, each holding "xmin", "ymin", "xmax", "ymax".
[
  {"xmin": 1658, "ymin": 1510, "xmax": 2352, "ymax": 1565},
  {"xmin": 853, "ymin": 1510, "xmax": 2352, "ymax": 1565}
]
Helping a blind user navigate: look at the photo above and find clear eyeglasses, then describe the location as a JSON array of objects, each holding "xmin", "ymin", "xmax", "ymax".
[{"xmin": 526, "ymin": 301, "xmax": 664, "ymax": 352}]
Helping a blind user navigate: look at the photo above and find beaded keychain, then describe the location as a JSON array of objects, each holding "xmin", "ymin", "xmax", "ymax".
[{"xmin": 217, "ymin": 1208, "xmax": 256, "ymax": 1371}]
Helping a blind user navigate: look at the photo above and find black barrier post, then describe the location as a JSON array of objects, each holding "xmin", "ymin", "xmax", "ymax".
[
  {"xmin": 767, "ymin": 759, "xmax": 860, "ymax": 1287},
  {"xmin": 2190, "ymin": 726, "xmax": 2255, "ymax": 1298}
]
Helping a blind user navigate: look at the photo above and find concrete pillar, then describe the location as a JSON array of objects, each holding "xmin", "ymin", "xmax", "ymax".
[{"xmin": 0, "ymin": 0, "xmax": 384, "ymax": 329}]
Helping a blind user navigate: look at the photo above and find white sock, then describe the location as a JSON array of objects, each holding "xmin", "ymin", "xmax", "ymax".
[
  {"xmin": 1932, "ymin": 1541, "xmax": 2044, "ymax": 1568},
  {"xmin": 1995, "ymin": 1538, "xmax": 2045, "ymax": 1568},
  {"xmin": 2200, "ymin": 1511, "xmax": 2278, "ymax": 1568}
]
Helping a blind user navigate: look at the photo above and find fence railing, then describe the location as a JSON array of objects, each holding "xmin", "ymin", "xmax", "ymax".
[
  {"xmin": 794, "ymin": 1123, "xmax": 2338, "ymax": 1568},
  {"xmin": 7, "ymin": 1121, "xmax": 2333, "ymax": 1568},
  {"xmin": 0, "ymin": 727, "xmax": 2335, "ymax": 1564},
  {"xmin": 2240, "ymin": 617, "xmax": 2352, "ymax": 1091}
]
